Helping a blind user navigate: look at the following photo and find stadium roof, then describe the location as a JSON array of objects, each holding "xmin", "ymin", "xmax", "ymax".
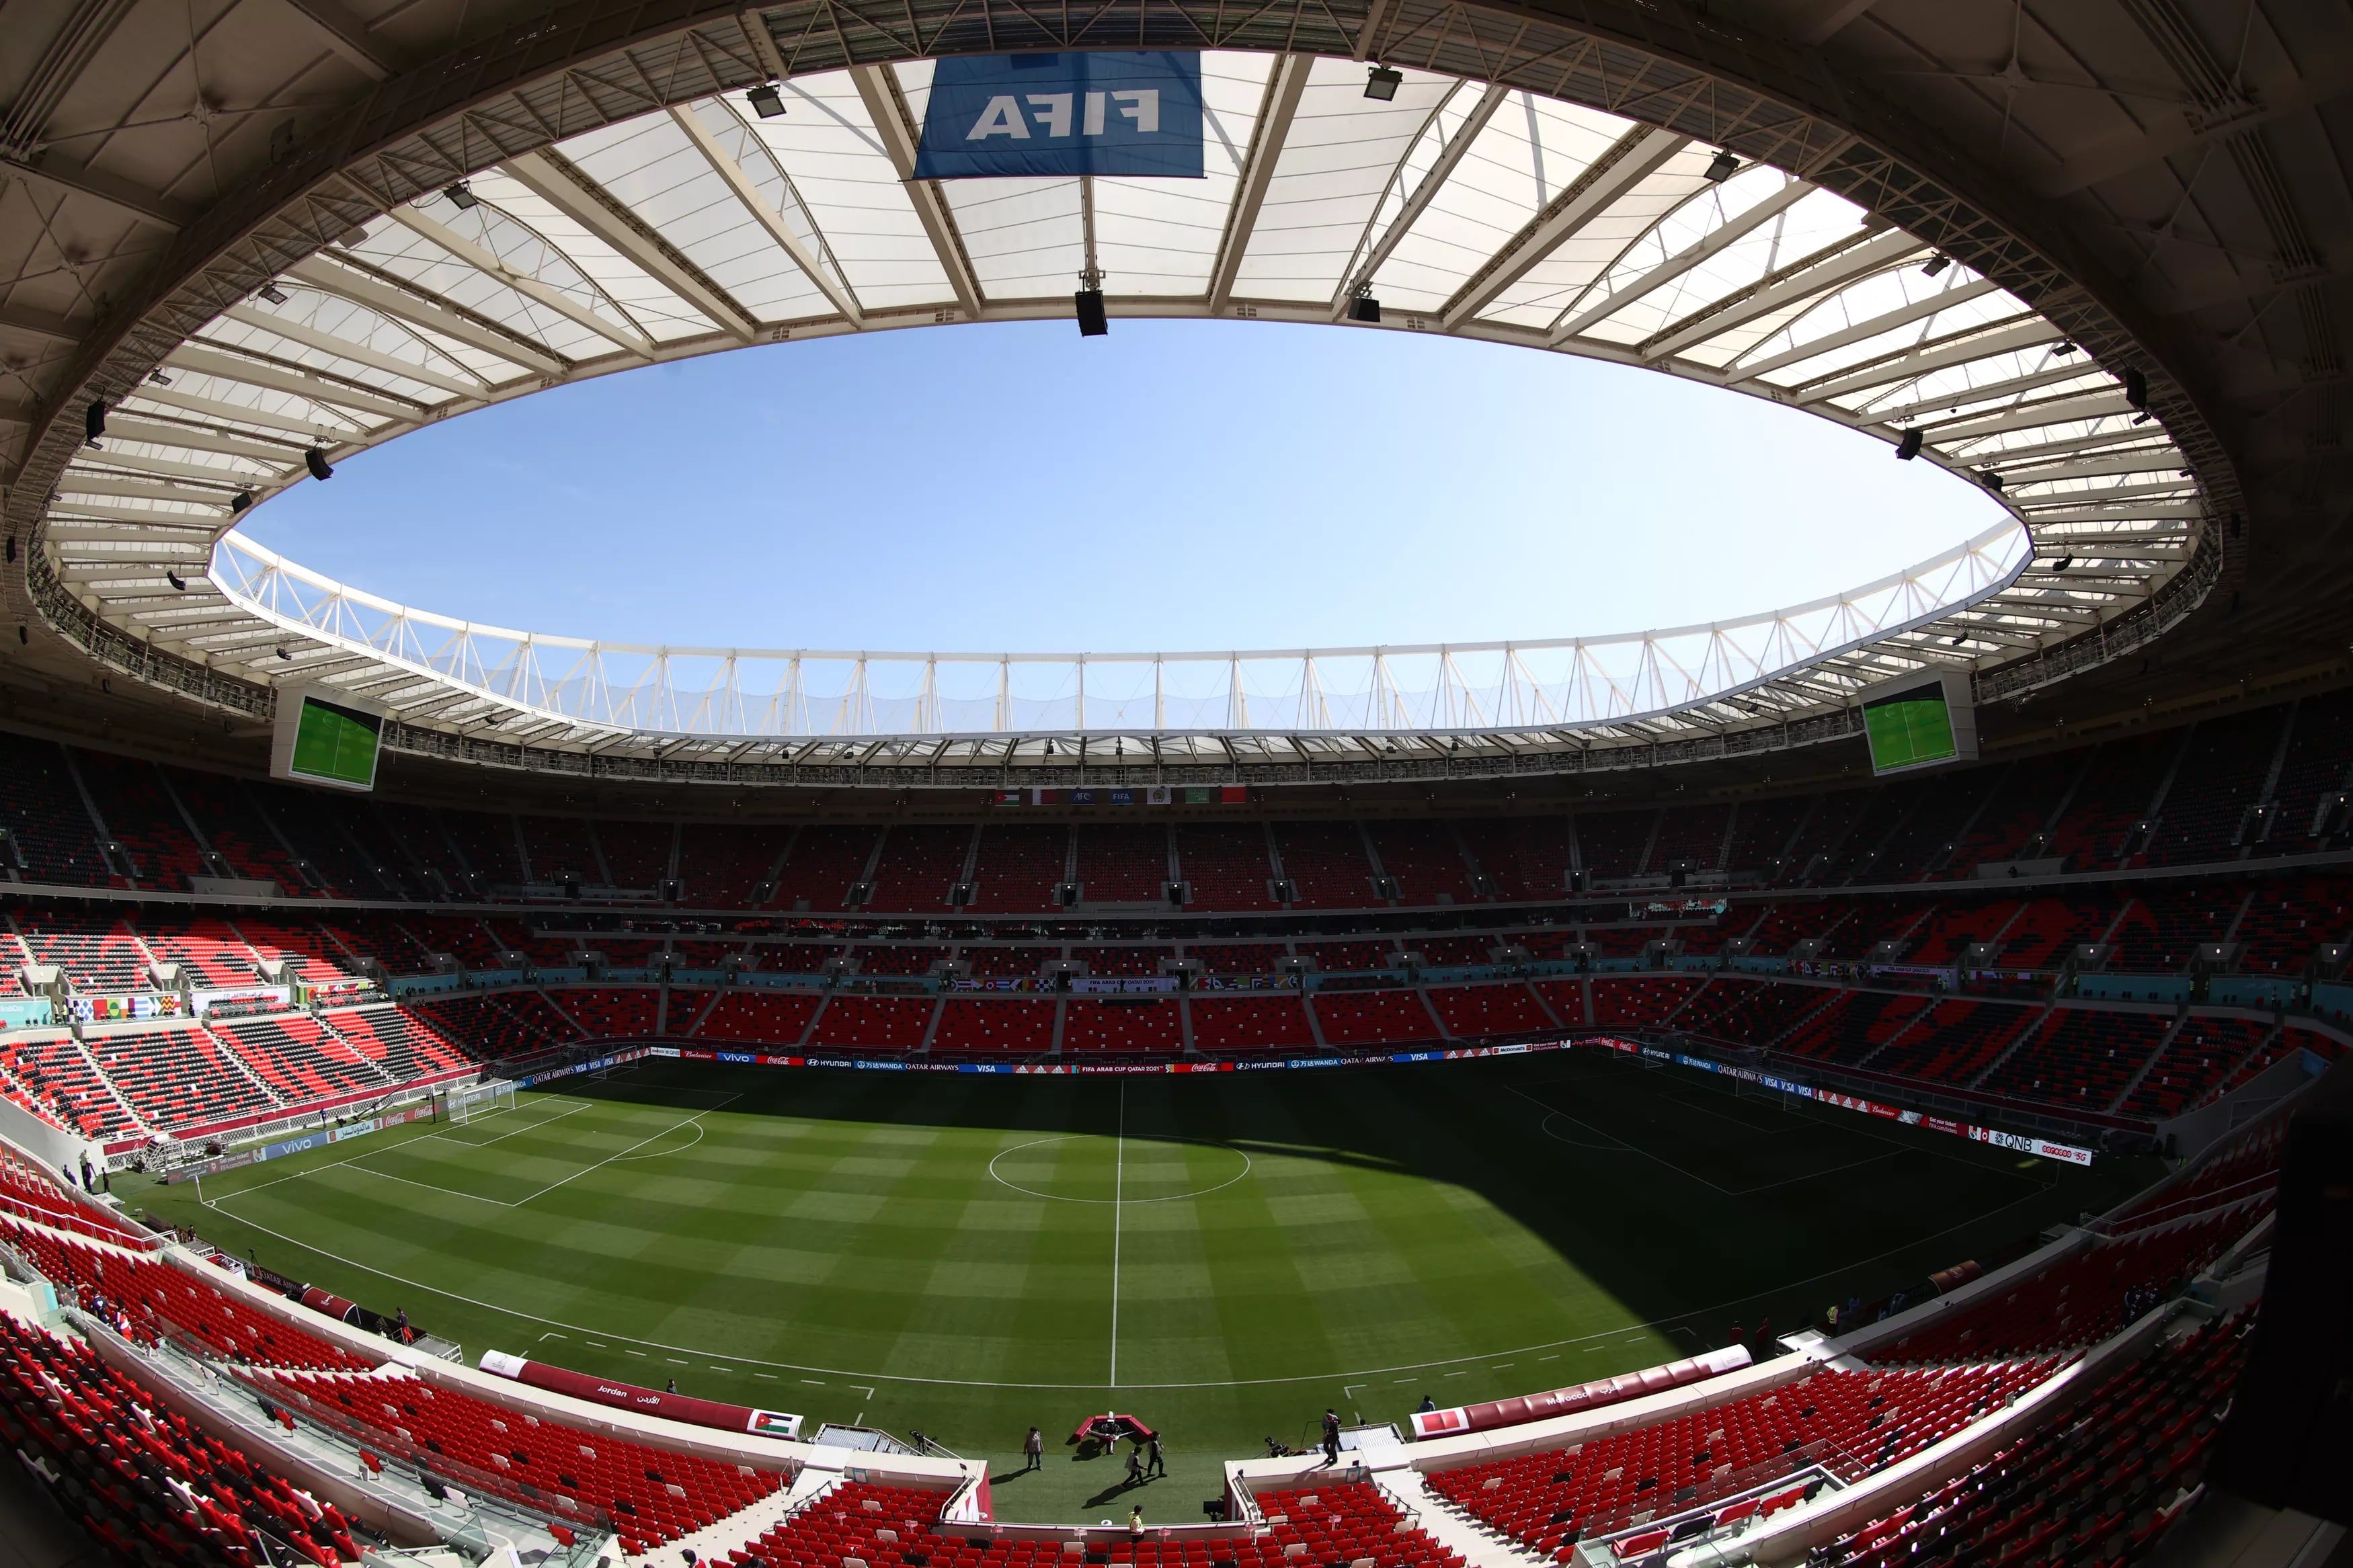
[{"xmin": 4, "ymin": 0, "xmax": 2341, "ymax": 784}]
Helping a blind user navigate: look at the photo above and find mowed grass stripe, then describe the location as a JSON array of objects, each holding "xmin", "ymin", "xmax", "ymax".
[{"xmin": 133, "ymin": 1056, "xmax": 2161, "ymax": 1465}]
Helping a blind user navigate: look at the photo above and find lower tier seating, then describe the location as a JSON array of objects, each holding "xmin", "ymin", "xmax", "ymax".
[
  {"xmin": 693, "ymin": 990, "xmax": 822, "ymax": 1045},
  {"xmin": 1824, "ymin": 1313, "xmax": 2254, "ymax": 1568},
  {"xmin": 85, "ymin": 1026, "xmax": 277, "ymax": 1130},
  {"xmin": 807, "ymin": 997, "xmax": 932, "ymax": 1051},
  {"xmin": 1060, "ymin": 999, "xmax": 1177, "ymax": 1055},
  {"xmin": 249, "ymin": 1367, "xmax": 783, "ymax": 1555},
  {"xmin": 1311, "ymin": 989, "xmax": 1441, "ymax": 1046},
  {"xmin": 210, "ymin": 1016, "xmax": 395, "ymax": 1102},
  {"xmin": 0, "ymin": 1312, "xmax": 368, "ymax": 1568},
  {"xmin": 1189, "ymin": 995, "xmax": 1316, "ymax": 1053},
  {"xmin": 1427, "ymin": 983, "xmax": 1555, "ymax": 1036},
  {"xmin": 1429, "ymin": 1361, "xmax": 2055, "ymax": 1551},
  {"xmin": 933, "ymin": 999, "xmax": 1058, "ymax": 1054},
  {"xmin": 729, "ymin": 1479, "xmax": 1466, "ymax": 1568},
  {"xmin": 319, "ymin": 1007, "xmax": 478, "ymax": 1080}
]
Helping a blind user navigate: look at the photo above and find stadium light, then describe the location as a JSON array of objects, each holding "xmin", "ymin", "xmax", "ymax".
[
  {"xmin": 1364, "ymin": 65, "xmax": 1402, "ymax": 101},
  {"xmin": 147, "ymin": 370, "xmax": 171, "ymax": 386},
  {"xmin": 1702, "ymin": 150, "xmax": 1739, "ymax": 183},
  {"xmin": 1921, "ymin": 253, "xmax": 1951, "ymax": 276},
  {"xmin": 255, "ymin": 282, "xmax": 288, "ymax": 304},
  {"xmin": 1895, "ymin": 428, "xmax": 1923, "ymax": 460},
  {"xmin": 747, "ymin": 82, "xmax": 786, "ymax": 118},
  {"xmin": 231, "ymin": 491, "xmax": 253, "ymax": 513},
  {"xmin": 2052, "ymin": 341, "xmax": 2077, "ymax": 354},
  {"xmin": 443, "ymin": 181, "xmax": 479, "ymax": 210},
  {"xmin": 1348, "ymin": 288, "xmax": 1381, "ymax": 324},
  {"xmin": 305, "ymin": 446, "xmax": 334, "ymax": 481},
  {"xmin": 1074, "ymin": 287, "xmax": 1108, "ymax": 337},
  {"xmin": 1981, "ymin": 470, "xmax": 2004, "ymax": 491}
]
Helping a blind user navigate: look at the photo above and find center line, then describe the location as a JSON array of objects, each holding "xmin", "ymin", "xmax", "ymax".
[{"xmin": 1109, "ymin": 1079, "xmax": 1126, "ymax": 1389}]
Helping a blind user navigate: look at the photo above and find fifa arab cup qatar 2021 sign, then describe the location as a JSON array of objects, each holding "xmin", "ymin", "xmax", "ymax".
[{"xmin": 914, "ymin": 53, "xmax": 1205, "ymax": 179}]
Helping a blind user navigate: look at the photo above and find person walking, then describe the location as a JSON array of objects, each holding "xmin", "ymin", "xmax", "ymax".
[
  {"xmin": 1124, "ymin": 1444, "xmax": 1145, "ymax": 1487},
  {"xmin": 1146, "ymin": 1435, "xmax": 1165, "ymax": 1478},
  {"xmin": 1023, "ymin": 1427, "xmax": 1044, "ymax": 1473},
  {"xmin": 1320, "ymin": 1409, "xmax": 1341, "ymax": 1466}
]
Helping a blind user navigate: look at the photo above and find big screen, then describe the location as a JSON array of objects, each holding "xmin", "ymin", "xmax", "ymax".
[
  {"xmin": 272, "ymin": 690, "xmax": 384, "ymax": 791},
  {"xmin": 1862, "ymin": 673, "xmax": 1976, "ymax": 776}
]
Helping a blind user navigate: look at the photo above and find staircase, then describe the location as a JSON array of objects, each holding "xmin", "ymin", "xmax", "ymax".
[{"xmin": 1374, "ymin": 1469, "xmax": 1546, "ymax": 1568}]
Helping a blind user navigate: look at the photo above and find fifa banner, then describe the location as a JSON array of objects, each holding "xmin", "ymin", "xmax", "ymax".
[
  {"xmin": 479, "ymin": 1350, "xmax": 801, "ymax": 1439},
  {"xmin": 914, "ymin": 53, "xmax": 1205, "ymax": 179},
  {"xmin": 1583, "ymin": 1038, "xmax": 2096, "ymax": 1167}
]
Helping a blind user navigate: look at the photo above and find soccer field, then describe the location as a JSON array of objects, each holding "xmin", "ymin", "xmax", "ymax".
[{"xmin": 126, "ymin": 1051, "xmax": 2155, "ymax": 1519}]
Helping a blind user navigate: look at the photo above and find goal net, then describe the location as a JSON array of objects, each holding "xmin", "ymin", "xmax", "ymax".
[{"xmin": 446, "ymin": 1079, "xmax": 516, "ymax": 1124}]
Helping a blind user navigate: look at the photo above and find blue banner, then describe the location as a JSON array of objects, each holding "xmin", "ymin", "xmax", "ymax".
[{"xmin": 914, "ymin": 52, "xmax": 1205, "ymax": 179}]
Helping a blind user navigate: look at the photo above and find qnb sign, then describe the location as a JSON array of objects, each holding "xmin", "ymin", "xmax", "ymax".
[{"xmin": 914, "ymin": 52, "xmax": 1205, "ymax": 178}]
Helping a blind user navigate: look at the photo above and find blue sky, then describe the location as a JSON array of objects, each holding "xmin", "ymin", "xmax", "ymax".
[{"xmin": 239, "ymin": 319, "xmax": 2004, "ymax": 653}]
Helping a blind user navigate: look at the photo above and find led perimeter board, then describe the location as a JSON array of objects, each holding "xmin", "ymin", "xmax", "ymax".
[
  {"xmin": 271, "ymin": 687, "xmax": 387, "ymax": 792},
  {"xmin": 1862, "ymin": 670, "xmax": 1977, "ymax": 777}
]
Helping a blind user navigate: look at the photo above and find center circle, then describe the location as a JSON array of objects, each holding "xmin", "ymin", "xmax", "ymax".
[{"xmin": 988, "ymin": 1134, "xmax": 1253, "ymax": 1204}]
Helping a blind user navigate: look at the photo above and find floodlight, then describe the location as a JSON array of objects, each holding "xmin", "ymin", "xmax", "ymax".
[
  {"xmin": 147, "ymin": 370, "xmax": 172, "ymax": 386},
  {"xmin": 305, "ymin": 446, "xmax": 334, "ymax": 481},
  {"xmin": 746, "ymin": 82, "xmax": 786, "ymax": 118},
  {"xmin": 2122, "ymin": 366, "xmax": 2148, "ymax": 408},
  {"xmin": 1920, "ymin": 253, "xmax": 1951, "ymax": 277},
  {"xmin": 1895, "ymin": 427, "xmax": 1923, "ymax": 461},
  {"xmin": 84, "ymin": 400, "xmax": 106, "ymax": 445},
  {"xmin": 1702, "ymin": 149, "xmax": 1739, "ymax": 183},
  {"xmin": 1980, "ymin": 470, "xmax": 2004, "ymax": 491},
  {"xmin": 1074, "ymin": 288, "xmax": 1108, "ymax": 337},
  {"xmin": 443, "ymin": 181, "xmax": 479, "ymax": 210},
  {"xmin": 2052, "ymin": 341, "xmax": 2077, "ymax": 355},
  {"xmin": 1348, "ymin": 291, "xmax": 1381, "ymax": 324},
  {"xmin": 1364, "ymin": 65, "xmax": 1402, "ymax": 101},
  {"xmin": 231, "ymin": 491, "xmax": 254, "ymax": 513},
  {"xmin": 255, "ymin": 282, "xmax": 288, "ymax": 304},
  {"xmin": 166, "ymin": 570, "xmax": 186, "ymax": 591}
]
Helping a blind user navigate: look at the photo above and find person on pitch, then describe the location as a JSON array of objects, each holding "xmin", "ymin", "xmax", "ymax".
[
  {"xmin": 1023, "ymin": 1426, "xmax": 1044, "ymax": 1473},
  {"xmin": 1146, "ymin": 1434, "xmax": 1166, "ymax": 1477}
]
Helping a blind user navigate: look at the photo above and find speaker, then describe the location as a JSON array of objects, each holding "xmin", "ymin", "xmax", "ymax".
[
  {"xmin": 2210, "ymin": 1053, "xmax": 2352, "ymax": 1522},
  {"xmin": 1074, "ymin": 288, "xmax": 1109, "ymax": 336}
]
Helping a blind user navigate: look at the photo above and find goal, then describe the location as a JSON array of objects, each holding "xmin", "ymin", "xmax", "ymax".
[{"xmin": 446, "ymin": 1079, "xmax": 516, "ymax": 1124}]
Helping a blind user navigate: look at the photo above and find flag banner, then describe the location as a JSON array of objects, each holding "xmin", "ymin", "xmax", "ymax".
[{"xmin": 913, "ymin": 52, "xmax": 1205, "ymax": 179}]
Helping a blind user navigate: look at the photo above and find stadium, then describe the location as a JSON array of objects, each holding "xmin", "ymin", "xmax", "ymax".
[{"xmin": 0, "ymin": 1, "xmax": 2346, "ymax": 1567}]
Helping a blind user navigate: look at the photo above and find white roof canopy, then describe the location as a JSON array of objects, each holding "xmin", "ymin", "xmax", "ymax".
[{"xmin": 40, "ymin": 54, "xmax": 2202, "ymax": 761}]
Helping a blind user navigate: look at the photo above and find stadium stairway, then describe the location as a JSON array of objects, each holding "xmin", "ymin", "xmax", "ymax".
[
  {"xmin": 620, "ymin": 1460, "xmax": 846, "ymax": 1568},
  {"xmin": 1374, "ymin": 1468, "xmax": 1546, "ymax": 1568}
]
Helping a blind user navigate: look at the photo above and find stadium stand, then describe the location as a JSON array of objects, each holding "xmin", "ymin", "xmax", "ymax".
[
  {"xmin": 1062, "ymin": 998, "xmax": 1178, "ymax": 1055},
  {"xmin": 933, "ymin": 998, "xmax": 1058, "ymax": 1054},
  {"xmin": 808, "ymin": 997, "xmax": 932, "ymax": 1051},
  {"xmin": 1978, "ymin": 1009, "xmax": 2176, "ymax": 1112},
  {"xmin": 84, "ymin": 1024, "xmax": 280, "ymax": 1129},
  {"xmin": 1310, "ymin": 989, "xmax": 1441, "ymax": 1046},
  {"xmin": 1190, "ymin": 996, "xmax": 1316, "ymax": 1054},
  {"xmin": 1429, "ymin": 1361, "xmax": 2058, "ymax": 1550},
  {"xmin": 1819, "ymin": 1312, "xmax": 2254, "ymax": 1568},
  {"xmin": 1365, "ymin": 819, "xmax": 1478, "ymax": 905},
  {"xmin": 694, "ymin": 990, "xmax": 822, "ymax": 1046},
  {"xmin": 1427, "ymin": 983, "xmax": 1555, "ymax": 1038},
  {"xmin": 679, "ymin": 822, "xmax": 793, "ymax": 907},
  {"xmin": 594, "ymin": 819, "xmax": 674, "ymax": 890},
  {"xmin": 970, "ymin": 823, "xmax": 1068, "ymax": 913},
  {"xmin": 867, "ymin": 825, "xmax": 970, "ymax": 913},
  {"xmin": 250, "ymin": 1366, "xmax": 782, "ymax": 1553},
  {"xmin": 772, "ymin": 825, "xmax": 881, "ymax": 911},
  {"xmin": 15, "ymin": 909, "xmax": 151, "ymax": 991},
  {"xmin": 1271, "ymin": 822, "xmax": 1376, "ymax": 908},
  {"xmin": 1073, "ymin": 823, "xmax": 1170, "ymax": 903}
]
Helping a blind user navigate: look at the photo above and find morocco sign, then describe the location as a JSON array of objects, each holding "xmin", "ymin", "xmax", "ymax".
[{"xmin": 914, "ymin": 52, "xmax": 1205, "ymax": 178}]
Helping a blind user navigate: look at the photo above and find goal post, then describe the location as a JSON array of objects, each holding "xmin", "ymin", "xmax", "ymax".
[{"xmin": 446, "ymin": 1079, "xmax": 516, "ymax": 1124}]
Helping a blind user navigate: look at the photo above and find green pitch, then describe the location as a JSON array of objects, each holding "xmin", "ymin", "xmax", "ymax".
[{"xmin": 124, "ymin": 1053, "xmax": 2155, "ymax": 1522}]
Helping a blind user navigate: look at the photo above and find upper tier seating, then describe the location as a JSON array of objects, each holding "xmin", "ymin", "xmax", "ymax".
[
  {"xmin": 1074, "ymin": 823, "xmax": 1169, "ymax": 903},
  {"xmin": 0, "ymin": 731, "xmax": 116, "ymax": 886},
  {"xmin": 969, "ymin": 823, "xmax": 1066, "ymax": 913},
  {"xmin": 1273, "ymin": 822, "xmax": 1377, "ymax": 908},
  {"xmin": 74, "ymin": 751, "xmax": 207, "ymax": 891},
  {"xmin": 1590, "ymin": 978, "xmax": 1702, "ymax": 1028},
  {"xmin": 678, "ymin": 821, "xmax": 791, "ymax": 907},
  {"xmin": 251, "ymin": 1366, "xmax": 781, "ymax": 1555},
  {"xmin": 1977, "ymin": 1009, "xmax": 2172, "ymax": 1111},
  {"xmin": 171, "ymin": 768, "xmax": 311, "ymax": 892},
  {"xmin": 593, "ymin": 819, "xmax": 672, "ymax": 889},
  {"xmin": 16, "ymin": 909, "xmax": 151, "ymax": 991},
  {"xmin": 1367, "ymin": 819, "xmax": 1478, "ymax": 905},
  {"xmin": 1174, "ymin": 824, "xmax": 1280, "ymax": 911},
  {"xmin": 1455, "ymin": 816, "xmax": 1573, "ymax": 900},
  {"xmin": 411, "ymin": 994, "xmax": 579, "ymax": 1059},
  {"xmin": 134, "ymin": 914, "xmax": 259, "ymax": 987},
  {"xmin": 867, "ymin": 825, "xmax": 969, "ymax": 913},
  {"xmin": 771, "ymin": 825, "xmax": 881, "ymax": 911}
]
